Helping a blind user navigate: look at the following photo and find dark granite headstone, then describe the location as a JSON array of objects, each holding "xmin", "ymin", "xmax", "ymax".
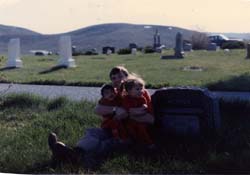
[
  {"xmin": 246, "ymin": 43, "xmax": 250, "ymax": 59},
  {"xmin": 174, "ymin": 32, "xmax": 184, "ymax": 58},
  {"xmin": 183, "ymin": 43, "xmax": 192, "ymax": 52},
  {"xmin": 152, "ymin": 87, "xmax": 220, "ymax": 139}
]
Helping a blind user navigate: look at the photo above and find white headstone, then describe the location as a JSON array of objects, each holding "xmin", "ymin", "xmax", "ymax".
[
  {"xmin": 6, "ymin": 38, "xmax": 22, "ymax": 68},
  {"xmin": 58, "ymin": 36, "xmax": 76, "ymax": 68},
  {"xmin": 106, "ymin": 49, "xmax": 112, "ymax": 55},
  {"xmin": 224, "ymin": 49, "xmax": 230, "ymax": 54},
  {"xmin": 131, "ymin": 48, "xmax": 137, "ymax": 55}
]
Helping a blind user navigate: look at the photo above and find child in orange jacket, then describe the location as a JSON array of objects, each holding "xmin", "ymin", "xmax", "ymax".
[
  {"xmin": 98, "ymin": 84, "xmax": 128, "ymax": 141},
  {"xmin": 122, "ymin": 77, "xmax": 154, "ymax": 146}
]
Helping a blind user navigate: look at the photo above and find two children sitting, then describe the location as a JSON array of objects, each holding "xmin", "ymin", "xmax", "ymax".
[{"xmin": 98, "ymin": 75, "xmax": 154, "ymax": 147}]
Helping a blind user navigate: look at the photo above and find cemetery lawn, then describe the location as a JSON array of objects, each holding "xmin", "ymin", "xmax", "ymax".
[
  {"xmin": 1, "ymin": 49, "xmax": 250, "ymax": 91},
  {"xmin": 1, "ymin": 93, "xmax": 250, "ymax": 174}
]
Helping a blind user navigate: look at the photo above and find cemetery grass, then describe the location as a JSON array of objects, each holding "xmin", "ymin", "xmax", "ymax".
[
  {"xmin": 1, "ymin": 93, "xmax": 250, "ymax": 174},
  {"xmin": 1, "ymin": 49, "xmax": 250, "ymax": 91}
]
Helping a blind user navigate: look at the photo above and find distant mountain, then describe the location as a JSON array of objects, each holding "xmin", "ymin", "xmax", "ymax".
[
  {"xmin": 0, "ymin": 24, "xmax": 41, "ymax": 36},
  {"xmin": 66, "ymin": 23, "xmax": 196, "ymax": 52},
  {"xmin": 0, "ymin": 23, "xmax": 196, "ymax": 54},
  {"xmin": 0, "ymin": 23, "xmax": 249, "ymax": 54}
]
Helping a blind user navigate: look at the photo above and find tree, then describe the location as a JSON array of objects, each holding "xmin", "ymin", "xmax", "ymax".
[{"xmin": 191, "ymin": 31, "xmax": 209, "ymax": 50}]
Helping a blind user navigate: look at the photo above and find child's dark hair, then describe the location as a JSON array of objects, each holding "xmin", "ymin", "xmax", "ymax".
[
  {"xmin": 101, "ymin": 84, "xmax": 115, "ymax": 96},
  {"xmin": 109, "ymin": 66, "xmax": 129, "ymax": 79}
]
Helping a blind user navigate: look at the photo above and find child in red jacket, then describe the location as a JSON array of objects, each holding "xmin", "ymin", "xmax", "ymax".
[
  {"xmin": 98, "ymin": 84, "xmax": 128, "ymax": 141},
  {"xmin": 122, "ymin": 77, "xmax": 154, "ymax": 146}
]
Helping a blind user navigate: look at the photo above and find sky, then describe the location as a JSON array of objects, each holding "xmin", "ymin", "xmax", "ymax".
[{"xmin": 0, "ymin": 0, "xmax": 249, "ymax": 34}]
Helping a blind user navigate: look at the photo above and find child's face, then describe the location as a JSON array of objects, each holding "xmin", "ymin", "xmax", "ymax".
[
  {"xmin": 128, "ymin": 84, "xmax": 143, "ymax": 98},
  {"xmin": 103, "ymin": 89, "xmax": 116, "ymax": 101}
]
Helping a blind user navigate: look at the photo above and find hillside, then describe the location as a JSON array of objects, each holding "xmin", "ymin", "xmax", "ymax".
[
  {"xmin": 0, "ymin": 23, "xmax": 249, "ymax": 54},
  {"xmin": 0, "ymin": 24, "xmax": 41, "ymax": 36},
  {"xmin": 0, "ymin": 23, "xmax": 197, "ymax": 54},
  {"xmin": 67, "ymin": 23, "xmax": 195, "ymax": 51}
]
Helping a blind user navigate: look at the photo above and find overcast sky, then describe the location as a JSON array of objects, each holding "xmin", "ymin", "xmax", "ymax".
[{"xmin": 0, "ymin": 0, "xmax": 249, "ymax": 34}]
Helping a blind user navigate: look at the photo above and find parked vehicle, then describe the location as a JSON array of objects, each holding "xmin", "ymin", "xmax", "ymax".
[{"xmin": 208, "ymin": 34, "xmax": 245, "ymax": 49}]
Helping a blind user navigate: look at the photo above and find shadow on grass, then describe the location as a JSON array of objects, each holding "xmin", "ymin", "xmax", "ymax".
[
  {"xmin": 206, "ymin": 73, "xmax": 250, "ymax": 91},
  {"xmin": 160, "ymin": 55, "xmax": 184, "ymax": 59},
  {"xmin": 90, "ymin": 57, "xmax": 106, "ymax": 60},
  {"xmin": 0, "ymin": 67, "xmax": 19, "ymax": 71},
  {"xmin": 39, "ymin": 65, "xmax": 67, "ymax": 74}
]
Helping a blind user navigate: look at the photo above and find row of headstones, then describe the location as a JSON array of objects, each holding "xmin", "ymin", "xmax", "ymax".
[
  {"xmin": 105, "ymin": 48, "xmax": 137, "ymax": 55},
  {"xmin": 5, "ymin": 36, "xmax": 76, "ymax": 68},
  {"xmin": 5, "ymin": 34, "xmax": 250, "ymax": 67}
]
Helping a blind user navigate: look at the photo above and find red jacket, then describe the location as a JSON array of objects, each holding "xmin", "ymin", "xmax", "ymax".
[
  {"xmin": 122, "ymin": 90, "xmax": 153, "ymax": 114},
  {"xmin": 98, "ymin": 96, "xmax": 121, "ymax": 128}
]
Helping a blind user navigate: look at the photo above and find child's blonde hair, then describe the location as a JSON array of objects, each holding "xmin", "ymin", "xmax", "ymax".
[
  {"xmin": 123, "ymin": 74, "xmax": 145, "ymax": 92},
  {"xmin": 109, "ymin": 65, "xmax": 129, "ymax": 80}
]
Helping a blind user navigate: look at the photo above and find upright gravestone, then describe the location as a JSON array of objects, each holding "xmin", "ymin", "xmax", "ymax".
[
  {"xmin": 106, "ymin": 49, "xmax": 112, "ymax": 55},
  {"xmin": 58, "ymin": 36, "xmax": 76, "ymax": 68},
  {"xmin": 246, "ymin": 43, "xmax": 250, "ymax": 59},
  {"xmin": 174, "ymin": 32, "xmax": 184, "ymax": 58},
  {"xmin": 183, "ymin": 43, "xmax": 192, "ymax": 52},
  {"xmin": 131, "ymin": 48, "xmax": 137, "ymax": 55},
  {"xmin": 207, "ymin": 43, "xmax": 217, "ymax": 51},
  {"xmin": 6, "ymin": 38, "xmax": 23, "ymax": 68},
  {"xmin": 152, "ymin": 87, "xmax": 220, "ymax": 139}
]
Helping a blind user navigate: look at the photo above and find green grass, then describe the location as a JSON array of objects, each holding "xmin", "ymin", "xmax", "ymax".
[
  {"xmin": 1, "ymin": 49, "xmax": 250, "ymax": 90},
  {"xmin": 1, "ymin": 93, "xmax": 250, "ymax": 174}
]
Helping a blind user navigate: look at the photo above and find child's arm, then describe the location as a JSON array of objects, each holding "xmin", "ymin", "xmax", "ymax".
[
  {"xmin": 128, "ymin": 106, "xmax": 147, "ymax": 116},
  {"xmin": 143, "ymin": 90, "xmax": 153, "ymax": 114},
  {"xmin": 95, "ymin": 103, "xmax": 128, "ymax": 120},
  {"xmin": 95, "ymin": 104, "xmax": 112, "ymax": 115},
  {"xmin": 128, "ymin": 89, "xmax": 152, "ymax": 116},
  {"xmin": 95, "ymin": 98, "xmax": 114, "ymax": 117},
  {"xmin": 129, "ymin": 96, "xmax": 154, "ymax": 123}
]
